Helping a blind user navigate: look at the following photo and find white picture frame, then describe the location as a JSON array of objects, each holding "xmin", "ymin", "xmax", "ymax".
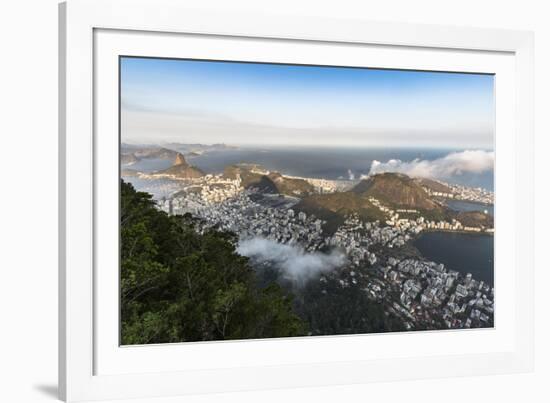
[{"xmin": 59, "ymin": 0, "xmax": 534, "ymax": 401}]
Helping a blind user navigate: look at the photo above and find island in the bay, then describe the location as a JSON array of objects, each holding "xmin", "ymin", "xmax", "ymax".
[{"xmin": 119, "ymin": 57, "xmax": 495, "ymax": 345}]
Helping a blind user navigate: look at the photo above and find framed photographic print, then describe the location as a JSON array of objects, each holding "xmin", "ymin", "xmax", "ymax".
[{"xmin": 59, "ymin": 0, "xmax": 534, "ymax": 401}]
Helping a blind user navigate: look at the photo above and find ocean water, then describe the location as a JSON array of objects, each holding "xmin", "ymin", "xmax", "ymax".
[
  {"xmin": 187, "ymin": 146, "xmax": 495, "ymax": 191},
  {"xmin": 124, "ymin": 157, "xmax": 172, "ymax": 173},
  {"xmin": 414, "ymin": 232, "xmax": 494, "ymax": 287}
]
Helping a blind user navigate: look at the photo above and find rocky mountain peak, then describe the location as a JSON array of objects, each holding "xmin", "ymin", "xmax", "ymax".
[{"xmin": 174, "ymin": 153, "xmax": 188, "ymax": 167}]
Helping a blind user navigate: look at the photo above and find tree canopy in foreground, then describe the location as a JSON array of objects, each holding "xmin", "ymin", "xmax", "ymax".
[{"xmin": 120, "ymin": 180, "xmax": 304, "ymax": 344}]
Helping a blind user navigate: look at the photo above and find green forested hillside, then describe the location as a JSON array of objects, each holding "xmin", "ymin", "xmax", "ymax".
[
  {"xmin": 294, "ymin": 192, "xmax": 387, "ymax": 234},
  {"xmin": 120, "ymin": 180, "xmax": 304, "ymax": 344},
  {"xmin": 352, "ymin": 173, "xmax": 442, "ymax": 211}
]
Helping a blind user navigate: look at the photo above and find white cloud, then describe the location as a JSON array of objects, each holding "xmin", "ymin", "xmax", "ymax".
[
  {"xmin": 367, "ymin": 150, "xmax": 494, "ymax": 180},
  {"xmin": 237, "ymin": 237, "xmax": 346, "ymax": 284}
]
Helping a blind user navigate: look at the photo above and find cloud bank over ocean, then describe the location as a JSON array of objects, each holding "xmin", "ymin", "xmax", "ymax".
[
  {"xmin": 366, "ymin": 150, "xmax": 494, "ymax": 181},
  {"xmin": 237, "ymin": 237, "xmax": 346, "ymax": 284}
]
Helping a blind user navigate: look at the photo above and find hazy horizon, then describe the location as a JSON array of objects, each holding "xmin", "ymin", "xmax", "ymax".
[
  {"xmin": 122, "ymin": 140, "xmax": 494, "ymax": 151},
  {"xmin": 121, "ymin": 57, "xmax": 495, "ymax": 149}
]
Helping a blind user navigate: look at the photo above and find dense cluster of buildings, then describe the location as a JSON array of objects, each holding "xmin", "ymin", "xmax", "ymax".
[
  {"xmin": 368, "ymin": 196, "xmax": 494, "ymax": 234},
  {"xmin": 319, "ymin": 246, "xmax": 494, "ymax": 330},
  {"xmin": 203, "ymin": 194, "xmax": 327, "ymax": 252},
  {"xmin": 156, "ymin": 174, "xmax": 242, "ymax": 213},
  {"xmin": 328, "ymin": 215, "xmax": 413, "ymax": 266},
  {"xmin": 423, "ymin": 181, "xmax": 494, "ymax": 205},
  {"xmin": 381, "ymin": 258, "xmax": 494, "ymax": 329},
  {"xmin": 447, "ymin": 183, "xmax": 494, "ymax": 204},
  {"xmin": 162, "ymin": 186, "xmax": 327, "ymax": 252}
]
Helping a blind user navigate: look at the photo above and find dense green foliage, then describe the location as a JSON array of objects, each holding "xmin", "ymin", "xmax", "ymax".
[
  {"xmin": 294, "ymin": 192, "xmax": 387, "ymax": 235},
  {"xmin": 120, "ymin": 180, "xmax": 304, "ymax": 344}
]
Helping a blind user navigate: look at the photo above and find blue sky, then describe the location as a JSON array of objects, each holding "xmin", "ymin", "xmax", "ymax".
[{"xmin": 121, "ymin": 57, "xmax": 494, "ymax": 148}]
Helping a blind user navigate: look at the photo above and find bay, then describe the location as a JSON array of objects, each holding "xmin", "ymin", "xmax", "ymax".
[
  {"xmin": 413, "ymin": 232, "xmax": 494, "ymax": 287},
  {"xmin": 446, "ymin": 199, "xmax": 494, "ymax": 215}
]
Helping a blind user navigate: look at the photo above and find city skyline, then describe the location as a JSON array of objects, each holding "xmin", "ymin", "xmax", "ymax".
[{"xmin": 121, "ymin": 57, "xmax": 495, "ymax": 149}]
